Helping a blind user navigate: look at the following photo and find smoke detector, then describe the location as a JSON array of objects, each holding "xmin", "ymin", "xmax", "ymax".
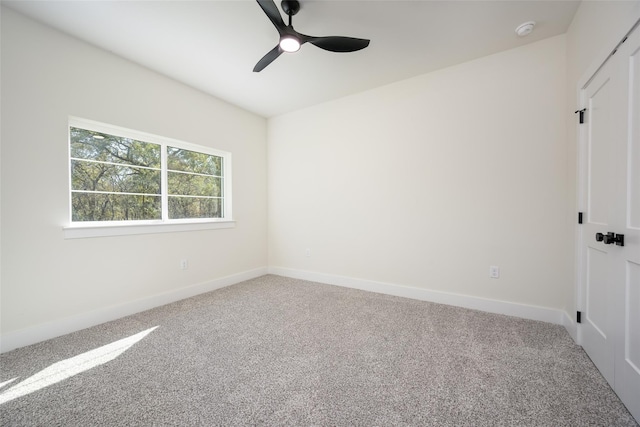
[{"xmin": 515, "ymin": 21, "xmax": 536, "ymax": 37}]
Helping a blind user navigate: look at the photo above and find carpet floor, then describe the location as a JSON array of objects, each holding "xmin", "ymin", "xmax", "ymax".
[{"xmin": 1, "ymin": 275, "xmax": 637, "ymax": 426}]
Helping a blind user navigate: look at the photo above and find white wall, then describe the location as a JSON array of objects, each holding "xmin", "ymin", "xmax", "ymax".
[
  {"xmin": 0, "ymin": 7, "xmax": 267, "ymax": 350},
  {"xmin": 563, "ymin": 1, "xmax": 640, "ymax": 335},
  {"xmin": 6, "ymin": 1, "xmax": 639, "ymax": 352},
  {"xmin": 268, "ymin": 36, "xmax": 569, "ymax": 316}
]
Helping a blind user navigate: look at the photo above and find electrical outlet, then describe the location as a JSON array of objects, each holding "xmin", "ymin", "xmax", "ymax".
[
  {"xmin": 305, "ymin": 248, "xmax": 311, "ymax": 257},
  {"xmin": 489, "ymin": 265, "xmax": 500, "ymax": 279},
  {"xmin": 180, "ymin": 259, "xmax": 189, "ymax": 270}
]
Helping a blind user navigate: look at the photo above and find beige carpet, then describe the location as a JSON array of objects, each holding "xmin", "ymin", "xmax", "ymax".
[{"xmin": 1, "ymin": 275, "xmax": 637, "ymax": 426}]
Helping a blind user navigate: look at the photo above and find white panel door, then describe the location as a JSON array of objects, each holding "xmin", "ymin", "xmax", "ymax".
[
  {"xmin": 613, "ymin": 24, "xmax": 640, "ymax": 422},
  {"xmin": 580, "ymin": 22, "xmax": 640, "ymax": 423},
  {"xmin": 580, "ymin": 48, "xmax": 617, "ymax": 387}
]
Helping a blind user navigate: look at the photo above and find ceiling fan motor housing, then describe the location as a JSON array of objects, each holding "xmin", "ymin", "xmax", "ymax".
[{"xmin": 281, "ymin": 0, "xmax": 300, "ymax": 16}]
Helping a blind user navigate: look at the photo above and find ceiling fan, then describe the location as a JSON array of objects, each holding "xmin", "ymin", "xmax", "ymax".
[{"xmin": 253, "ymin": 0, "xmax": 370, "ymax": 72}]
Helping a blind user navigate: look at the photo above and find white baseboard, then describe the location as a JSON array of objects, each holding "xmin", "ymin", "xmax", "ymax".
[
  {"xmin": 562, "ymin": 310, "xmax": 578, "ymax": 343},
  {"xmin": 0, "ymin": 267, "xmax": 268, "ymax": 353},
  {"xmin": 269, "ymin": 267, "xmax": 565, "ymax": 325},
  {"xmin": 1, "ymin": 266, "xmax": 572, "ymax": 353}
]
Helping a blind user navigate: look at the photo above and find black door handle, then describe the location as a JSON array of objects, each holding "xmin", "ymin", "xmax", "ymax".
[{"xmin": 596, "ymin": 232, "xmax": 625, "ymax": 246}]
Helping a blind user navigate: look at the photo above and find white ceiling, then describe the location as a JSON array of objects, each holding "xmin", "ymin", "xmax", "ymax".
[{"xmin": 3, "ymin": 0, "xmax": 579, "ymax": 118}]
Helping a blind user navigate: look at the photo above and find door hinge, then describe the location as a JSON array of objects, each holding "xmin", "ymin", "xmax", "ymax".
[
  {"xmin": 577, "ymin": 311, "xmax": 582, "ymax": 324},
  {"xmin": 578, "ymin": 212, "xmax": 583, "ymax": 224},
  {"xmin": 575, "ymin": 108, "xmax": 586, "ymax": 124}
]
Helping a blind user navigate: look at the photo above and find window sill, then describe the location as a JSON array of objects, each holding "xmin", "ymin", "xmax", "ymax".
[{"xmin": 63, "ymin": 220, "xmax": 236, "ymax": 239}]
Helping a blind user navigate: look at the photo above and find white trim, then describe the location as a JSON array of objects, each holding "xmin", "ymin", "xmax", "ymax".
[
  {"xmin": 577, "ymin": 15, "xmax": 640, "ymax": 90},
  {"xmin": 161, "ymin": 134, "xmax": 169, "ymax": 220},
  {"xmin": 68, "ymin": 117, "xmax": 231, "ymax": 160},
  {"xmin": 0, "ymin": 267, "xmax": 268, "ymax": 353},
  {"xmin": 63, "ymin": 220, "xmax": 236, "ymax": 239},
  {"xmin": 574, "ymin": 80, "xmax": 588, "ymax": 346},
  {"xmin": 563, "ymin": 310, "xmax": 578, "ymax": 343},
  {"xmin": 269, "ymin": 267, "xmax": 565, "ymax": 325}
]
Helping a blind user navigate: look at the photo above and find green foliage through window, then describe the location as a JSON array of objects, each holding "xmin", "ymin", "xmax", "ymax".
[
  {"xmin": 167, "ymin": 146, "xmax": 224, "ymax": 219},
  {"xmin": 69, "ymin": 121, "xmax": 229, "ymax": 223}
]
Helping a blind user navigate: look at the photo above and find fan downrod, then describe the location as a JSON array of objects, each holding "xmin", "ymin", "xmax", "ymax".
[{"xmin": 281, "ymin": 0, "xmax": 300, "ymax": 16}]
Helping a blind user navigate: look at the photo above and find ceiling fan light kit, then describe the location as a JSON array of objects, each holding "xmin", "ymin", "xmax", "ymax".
[
  {"xmin": 253, "ymin": 0, "xmax": 370, "ymax": 72},
  {"xmin": 279, "ymin": 35, "xmax": 301, "ymax": 52}
]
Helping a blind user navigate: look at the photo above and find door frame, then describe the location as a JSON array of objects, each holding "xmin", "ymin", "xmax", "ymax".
[{"xmin": 574, "ymin": 16, "xmax": 640, "ymax": 347}]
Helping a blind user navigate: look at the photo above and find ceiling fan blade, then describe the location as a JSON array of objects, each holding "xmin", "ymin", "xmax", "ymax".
[
  {"xmin": 253, "ymin": 45, "xmax": 283, "ymax": 72},
  {"xmin": 302, "ymin": 36, "xmax": 370, "ymax": 53},
  {"xmin": 256, "ymin": 0, "xmax": 286, "ymax": 34}
]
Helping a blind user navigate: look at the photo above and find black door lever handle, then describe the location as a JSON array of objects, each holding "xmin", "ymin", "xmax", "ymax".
[
  {"xmin": 596, "ymin": 232, "xmax": 625, "ymax": 246},
  {"xmin": 613, "ymin": 233, "xmax": 624, "ymax": 246}
]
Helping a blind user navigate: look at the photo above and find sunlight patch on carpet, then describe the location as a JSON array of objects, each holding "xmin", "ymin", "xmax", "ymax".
[
  {"xmin": 0, "ymin": 378, "xmax": 18, "ymax": 390},
  {"xmin": 0, "ymin": 326, "xmax": 158, "ymax": 404}
]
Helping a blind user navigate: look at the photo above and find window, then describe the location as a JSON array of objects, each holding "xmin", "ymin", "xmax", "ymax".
[
  {"xmin": 66, "ymin": 117, "xmax": 232, "ymax": 237},
  {"xmin": 166, "ymin": 146, "xmax": 224, "ymax": 220}
]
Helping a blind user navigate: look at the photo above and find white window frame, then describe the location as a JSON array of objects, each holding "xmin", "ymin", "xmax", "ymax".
[{"xmin": 64, "ymin": 117, "xmax": 234, "ymax": 239}]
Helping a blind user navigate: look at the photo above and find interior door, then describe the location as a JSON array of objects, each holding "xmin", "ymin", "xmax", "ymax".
[
  {"xmin": 579, "ymin": 22, "xmax": 640, "ymax": 423},
  {"xmin": 580, "ymin": 46, "xmax": 617, "ymax": 387},
  {"xmin": 613, "ymin": 23, "xmax": 640, "ymax": 422}
]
